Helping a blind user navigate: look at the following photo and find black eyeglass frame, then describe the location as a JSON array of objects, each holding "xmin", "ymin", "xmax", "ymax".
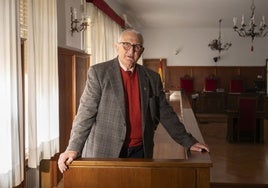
[{"xmin": 118, "ymin": 42, "xmax": 144, "ymax": 52}]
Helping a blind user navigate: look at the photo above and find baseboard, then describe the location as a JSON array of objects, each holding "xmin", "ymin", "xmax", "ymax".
[{"xmin": 211, "ymin": 182, "xmax": 268, "ymax": 188}]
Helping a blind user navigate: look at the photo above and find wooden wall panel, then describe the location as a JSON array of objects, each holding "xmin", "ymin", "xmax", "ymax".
[
  {"xmin": 58, "ymin": 52, "xmax": 75, "ymax": 153},
  {"xmin": 74, "ymin": 56, "xmax": 90, "ymax": 112},
  {"xmin": 191, "ymin": 67, "xmax": 216, "ymax": 91},
  {"xmin": 164, "ymin": 65, "xmax": 266, "ymax": 92},
  {"xmin": 240, "ymin": 67, "xmax": 266, "ymax": 89},
  {"xmin": 216, "ymin": 67, "xmax": 239, "ymax": 91},
  {"xmin": 58, "ymin": 47, "xmax": 90, "ymax": 152},
  {"xmin": 144, "ymin": 59, "xmax": 267, "ymax": 114},
  {"xmin": 143, "ymin": 58, "xmax": 267, "ymax": 93},
  {"xmin": 165, "ymin": 66, "xmax": 190, "ymax": 90}
]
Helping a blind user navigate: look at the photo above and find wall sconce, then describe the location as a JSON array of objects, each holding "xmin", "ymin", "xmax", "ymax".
[
  {"xmin": 174, "ymin": 47, "xmax": 183, "ymax": 55},
  {"xmin": 70, "ymin": 6, "xmax": 89, "ymax": 36}
]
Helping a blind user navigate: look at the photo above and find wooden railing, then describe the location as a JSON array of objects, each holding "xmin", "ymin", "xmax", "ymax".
[{"xmin": 63, "ymin": 92, "xmax": 212, "ymax": 188}]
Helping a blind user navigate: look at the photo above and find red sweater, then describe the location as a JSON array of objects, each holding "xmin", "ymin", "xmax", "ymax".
[{"xmin": 120, "ymin": 68, "xmax": 142, "ymax": 147}]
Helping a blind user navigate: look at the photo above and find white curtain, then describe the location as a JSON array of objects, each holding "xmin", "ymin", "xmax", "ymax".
[
  {"xmin": 86, "ymin": 3, "xmax": 122, "ymax": 65},
  {"xmin": 0, "ymin": 0, "xmax": 24, "ymax": 187},
  {"xmin": 27, "ymin": 0, "xmax": 59, "ymax": 168}
]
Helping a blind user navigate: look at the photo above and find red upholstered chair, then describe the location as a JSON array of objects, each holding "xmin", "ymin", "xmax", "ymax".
[
  {"xmin": 230, "ymin": 76, "xmax": 244, "ymax": 93},
  {"xmin": 204, "ymin": 74, "xmax": 218, "ymax": 92},
  {"xmin": 180, "ymin": 75, "xmax": 193, "ymax": 94},
  {"xmin": 236, "ymin": 97, "xmax": 257, "ymax": 142}
]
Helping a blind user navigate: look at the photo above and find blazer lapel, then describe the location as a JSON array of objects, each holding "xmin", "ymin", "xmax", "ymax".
[
  {"xmin": 137, "ymin": 65, "xmax": 150, "ymax": 129},
  {"xmin": 107, "ymin": 59, "xmax": 127, "ymax": 123}
]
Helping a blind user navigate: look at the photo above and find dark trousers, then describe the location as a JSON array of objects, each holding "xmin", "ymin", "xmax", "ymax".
[{"xmin": 119, "ymin": 145, "xmax": 144, "ymax": 158}]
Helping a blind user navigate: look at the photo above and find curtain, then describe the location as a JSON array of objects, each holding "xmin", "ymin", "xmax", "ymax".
[
  {"xmin": 27, "ymin": 0, "xmax": 59, "ymax": 168},
  {"xmin": 86, "ymin": 3, "xmax": 122, "ymax": 65},
  {"xmin": 0, "ymin": 0, "xmax": 24, "ymax": 187}
]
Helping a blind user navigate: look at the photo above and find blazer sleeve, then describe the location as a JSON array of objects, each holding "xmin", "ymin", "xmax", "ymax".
[
  {"xmin": 155, "ymin": 74, "xmax": 198, "ymax": 150},
  {"xmin": 66, "ymin": 66, "xmax": 101, "ymax": 155}
]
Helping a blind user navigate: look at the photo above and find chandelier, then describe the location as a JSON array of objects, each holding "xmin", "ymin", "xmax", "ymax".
[
  {"xmin": 208, "ymin": 19, "xmax": 232, "ymax": 62},
  {"xmin": 233, "ymin": 0, "xmax": 268, "ymax": 51},
  {"xmin": 70, "ymin": 6, "xmax": 89, "ymax": 36}
]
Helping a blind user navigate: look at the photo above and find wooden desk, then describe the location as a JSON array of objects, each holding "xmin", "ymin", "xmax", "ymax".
[
  {"xmin": 193, "ymin": 92, "xmax": 226, "ymax": 114},
  {"xmin": 63, "ymin": 93, "xmax": 212, "ymax": 188},
  {"xmin": 64, "ymin": 157, "xmax": 211, "ymax": 188},
  {"xmin": 227, "ymin": 93, "xmax": 268, "ymax": 112},
  {"xmin": 226, "ymin": 110, "xmax": 268, "ymax": 143}
]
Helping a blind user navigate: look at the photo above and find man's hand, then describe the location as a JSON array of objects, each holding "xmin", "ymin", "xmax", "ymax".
[
  {"xmin": 190, "ymin": 142, "xmax": 210, "ymax": 153},
  {"xmin": 58, "ymin": 151, "xmax": 78, "ymax": 173}
]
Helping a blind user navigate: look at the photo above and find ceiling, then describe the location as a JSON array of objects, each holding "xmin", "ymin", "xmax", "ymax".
[{"xmin": 110, "ymin": 0, "xmax": 268, "ymax": 29}]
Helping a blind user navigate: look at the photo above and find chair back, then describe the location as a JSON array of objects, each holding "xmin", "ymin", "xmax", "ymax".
[
  {"xmin": 237, "ymin": 97, "xmax": 257, "ymax": 141},
  {"xmin": 180, "ymin": 75, "xmax": 193, "ymax": 93},
  {"xmin": 204, "ymin": 74, "xmax": 218, "ymax": 92},
  {"xmin": 230, "ymin": 76, "xmax": 244, "ymax": 93}
]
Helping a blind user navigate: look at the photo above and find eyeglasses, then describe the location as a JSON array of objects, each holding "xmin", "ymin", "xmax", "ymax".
[{"xmin": 119, "ymin": 42, "xmax": 143, "ymax": 52}]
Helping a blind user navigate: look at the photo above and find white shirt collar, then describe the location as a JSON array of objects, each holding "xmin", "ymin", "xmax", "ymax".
[{"xmin": 118, "ymin": 58, "xmax": 135, "ymax": 72}]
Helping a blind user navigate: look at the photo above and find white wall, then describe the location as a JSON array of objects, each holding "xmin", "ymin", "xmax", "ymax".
[
  {"xmin": 58, "ymin": 0, "xmax": 268, "ymax": 91},
  {"xmin": 57, "ymin": 0, "xmax": 66, "ymax": 47},
  {"xmin": 141, "ymin": 27, "xmax": 268, "ymax": 67},
  {"xmin": 104, "ymin": 0, "xmax": 268, "ymax": 68},
  {"xmin": 140, "ymin": 27, "xmax": 268, "ymax": 92},
  {"xmin": 58, "ymin": 0, "xmax": 268, "ymax": 68},
  {"xmin": 58, "ymin": 0, "xmax": 268, "ymax": 66}
]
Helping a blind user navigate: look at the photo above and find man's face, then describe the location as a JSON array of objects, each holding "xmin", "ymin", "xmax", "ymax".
[{"xmin": 116, "ymin": 31, "xmax": 144, "ymax": 69}]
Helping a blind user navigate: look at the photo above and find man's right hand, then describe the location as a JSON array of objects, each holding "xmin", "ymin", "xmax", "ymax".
[{"xmin": 58, "ymin": 150, "xmax": 78, "ymax": 173}]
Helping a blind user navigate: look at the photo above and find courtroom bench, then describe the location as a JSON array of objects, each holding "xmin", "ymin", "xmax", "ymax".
[{"xmin": 191, "ymin": 91, "xmax": 268, "ymax": 115}]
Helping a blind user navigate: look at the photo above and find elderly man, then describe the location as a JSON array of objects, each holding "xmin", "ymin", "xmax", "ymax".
[{"xmin": 58, "ymin": 29, "xmax": 209, "ymax": 173}]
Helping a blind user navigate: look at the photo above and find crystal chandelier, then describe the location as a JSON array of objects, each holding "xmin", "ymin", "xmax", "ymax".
[
  {"xmin": 233, "ymin": 0, "xmax": 268, "ymax": 51},
  {"xmin": 208, "ymin": 19, "xmax": 232, "ymax": 62}
]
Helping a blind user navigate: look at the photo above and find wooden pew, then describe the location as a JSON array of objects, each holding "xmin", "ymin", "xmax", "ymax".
[{"xmin": 63, "ymin": 92, "xmax": 212, "ymax": 188}]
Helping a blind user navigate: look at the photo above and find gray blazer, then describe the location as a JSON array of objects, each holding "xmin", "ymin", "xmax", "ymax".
[{"xmin": 66, "ymin": 58, "xmax": 197, "ymax": 158}]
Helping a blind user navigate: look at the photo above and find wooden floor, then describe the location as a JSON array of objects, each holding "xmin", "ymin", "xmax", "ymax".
[{"xmin": 197, "ymin": 114, "xmax": 268, "ymax": 188}]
